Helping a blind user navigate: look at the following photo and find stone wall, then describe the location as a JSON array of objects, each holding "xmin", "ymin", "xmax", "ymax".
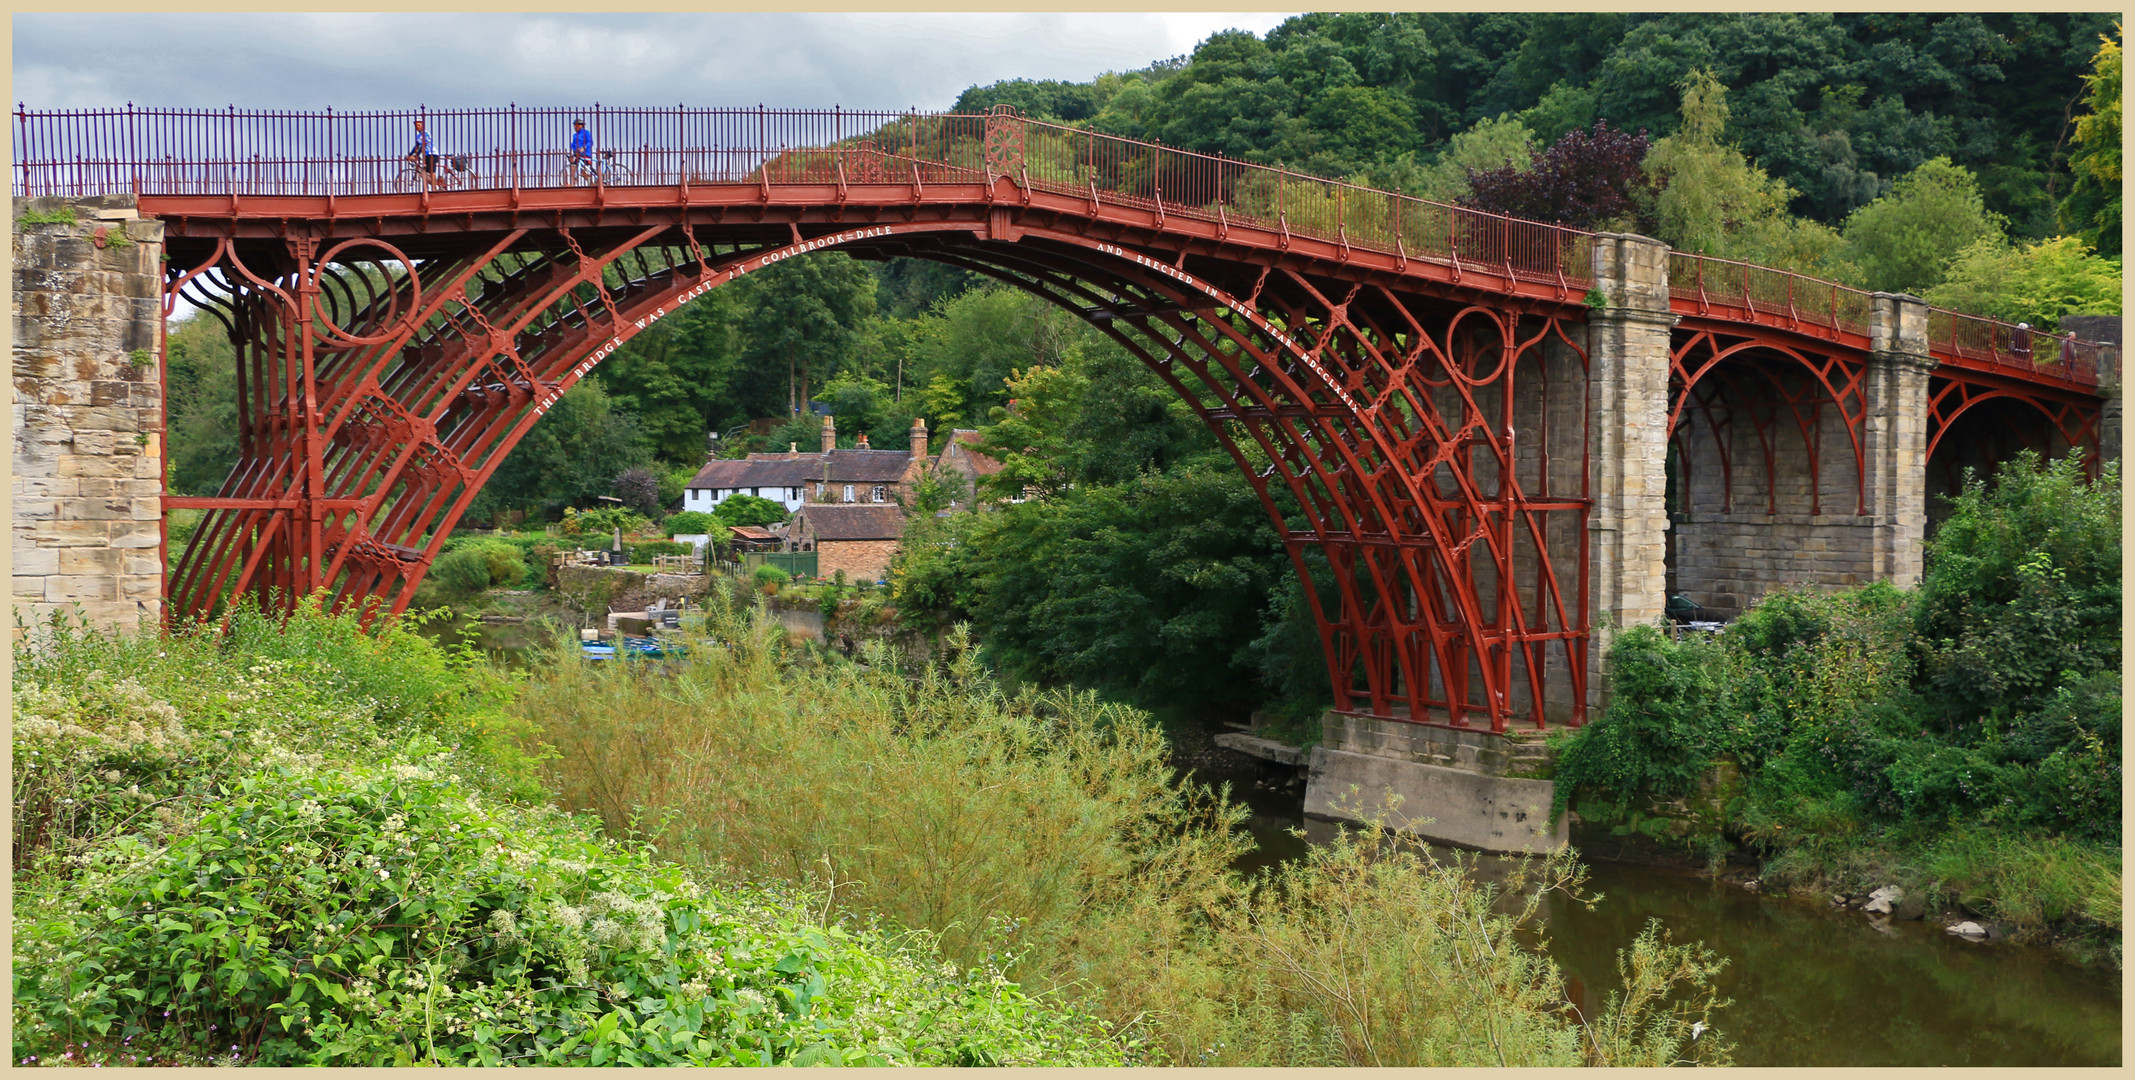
[{"xmin": 13, "ymin": 195, "xmax": 166, "ymax": 633}]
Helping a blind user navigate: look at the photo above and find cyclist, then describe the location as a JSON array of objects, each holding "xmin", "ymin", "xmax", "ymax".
[
  {"xmin": 406, "ymin": 119, "xmax": 444, "ymax": 190},
  {"xmin": 567, "ymin": 118, "xmax": 595, "ymax": 183}
]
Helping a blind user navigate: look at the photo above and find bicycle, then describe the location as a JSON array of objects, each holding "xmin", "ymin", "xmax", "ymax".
[
  {"xmin": 560, "ymin": 150, "xmax": 631, "ymax": 187},
  {"xmin": 395, "ymin": 154, "xmax": 477, "ymax": 192}
]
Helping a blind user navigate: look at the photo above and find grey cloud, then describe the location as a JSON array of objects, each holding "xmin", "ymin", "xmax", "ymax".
[{"xmin": 15, "ymin": 13, "xmax": 1295, "ymax": 112}]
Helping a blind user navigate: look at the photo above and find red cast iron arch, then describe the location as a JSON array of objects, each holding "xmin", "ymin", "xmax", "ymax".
[{"xmin": 1668, "ymin": 326, "xmax": 1871, "ymax": 517}]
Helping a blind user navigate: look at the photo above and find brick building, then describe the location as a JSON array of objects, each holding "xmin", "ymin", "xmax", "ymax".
[{"xmin": 789, "ymin": 503, "xmax": 906, "ymax": 582}]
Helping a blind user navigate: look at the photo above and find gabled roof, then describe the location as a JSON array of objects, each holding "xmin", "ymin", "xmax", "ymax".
[
  {"xmin": 819, "ymin": 449, "xmax": 914, "ymax": 483},
  {"xmin": 796, "ymin": 503, "xmax": 906, "ymax": 541},
  {"xmin": 686, "ymin": 454, "xmax": 814, "ymax": 490},
  {"xmin": 943, "ymin": 430, "xmax": 1005, "ymax": 476},
  {"xmin": 728, "ymin": 525, "xmax": 780, "ymax": 541}
]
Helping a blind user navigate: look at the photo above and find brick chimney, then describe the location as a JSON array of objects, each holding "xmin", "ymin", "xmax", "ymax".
[
  {"xmin": 820, "ymin": 413, "xmax": 836, "ymax": 453},
  {"xmin": 910, "ymin": 416, "xmax": 929, "ymax": 459}
]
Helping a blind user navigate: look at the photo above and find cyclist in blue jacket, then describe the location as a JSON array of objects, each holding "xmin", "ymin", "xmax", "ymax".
[
  {"xmin": 406, "ymin": 119, "xmax": 443, "ymax": 190},
  {"xmin": 568, "ymin": 119, "xmax": 595, "ymax": 182}
]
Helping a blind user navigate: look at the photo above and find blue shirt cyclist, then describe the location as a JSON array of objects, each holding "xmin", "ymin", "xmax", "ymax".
[{"xmin": 569, "ymin": 120, "xmax": 593, "ymax": 162}]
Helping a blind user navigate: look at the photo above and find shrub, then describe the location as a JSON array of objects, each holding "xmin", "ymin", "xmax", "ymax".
[
  {"xmin": 713, "ymin": 494, "xmax": 789, "ymax": 528},
  {"xmin": 751, "ymin": 565, "xmax": 791, "ymax": 589},
  {"xmin": 1550, "ymin": 625, "xmax": 1738, "ymax": 820},
  {"xmin": 623, "ymin": 539, "xmax": 690, "ymax": 564},
  {"xmin": 12, "ymin": 762, "xmax": 1123, "ymax": 1067},
  {"xmin": 663, "ymin": 510, "xmax": 720, "ymax": 537},
  {"xmin": 559, "ymin": 506, "xmax": 653, "ymax": 538}
]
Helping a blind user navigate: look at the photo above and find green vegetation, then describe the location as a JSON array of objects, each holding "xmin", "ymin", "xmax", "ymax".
[
  {"xmin": 11, "ymin": 601, "xmax": 1125, "ymax": 1066},
  {"xmin": 519, "ymin": 603, "xmax": 1730, "ymax": 1066},
  {"xmin": 1552, "ymin": 454, "xmax": 2121, "ymax": 944},
  {"xmin": 15, "ymin": 204, "xmax": 78, "ymax": 227},
  {"xmin": 710, "ymin": 493, "xmax": 788, "ymax": 528}
]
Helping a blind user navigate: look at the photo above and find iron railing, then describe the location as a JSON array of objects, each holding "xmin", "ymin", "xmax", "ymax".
[
  {"xmin": 14, "ymin": 102, "xmax": 1593, "ymax": 289},
  {"xmin": 1669, "ymin": 250, "xmax": 2108, "ymax": 387},
  {"xmin": 1668, "ymin": 251, "xmax": 1876, "ymax": 339},
  {"xmin": 1927, "ymin": 306, "xmax": 2106, "ymax": 386},
  {"xmin": 13, "ymin": 103, "xmax": 2111, "ymax": 386}
]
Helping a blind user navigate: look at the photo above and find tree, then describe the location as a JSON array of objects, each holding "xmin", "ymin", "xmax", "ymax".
[
  {"xmin": 2060, "ymin": 25, "xmax": 2122, "ymax": 256},
  {"xmin": 1838, "ymin": 157, "xmax": 2005, "ymax": 294},
  {"xmin": 1921, "ymin": 235, "xmax": 2122, "ymax": 331},
  {"xmin": 472, "ymin": 379, "xmax": 653, "ymax": 523},
  {"xmin": 907, "ymin": 287, "xmax": 1071, "ymax": 429},
  {"xmin": 595, "ymin": 288, "xmax": 741, "ymax": 463},
  {"xmin": 940, "ymin": 461, "xmax": 1293, "ymax": 718},
  {"xmin": 729, "ymin": 252, "xmax": 877, "ymax": 420},
  {"xmin": 1642, "ymin": 70, "xmax": 1851, "ymax": 277},
  {"xmin": 164, "ymin": 314, "xmax": 241, "ymax": 495},
  {"xmin": 1374, "ymin": 114, "xmax": 1534, "ymax": 204},
  {"xmin": 1463, "ymin": 120, "xmax": 1654, "ymax": 230},
  {"xmin": 711, "ymin": 493, "xmax": 789, "ymax": 528},
  {"xmin": 612, "ymin": 466, "xmax": 662, "ymax": 518}
]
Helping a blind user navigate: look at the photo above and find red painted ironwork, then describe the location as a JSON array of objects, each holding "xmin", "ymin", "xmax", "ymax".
[
  {"xmin": 15, "ymin": 104, "xmax": 2113, "ymax": 731},
  {"xmin": 1668, "ymin": 328, "xmax": 1871, "ymax": 518}
]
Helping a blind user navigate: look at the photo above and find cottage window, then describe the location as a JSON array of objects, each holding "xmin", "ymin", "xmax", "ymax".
[
  {"xmin": 870, "ymin": 485, "xmax": 886, "ymax": 503},
  {"xmin": 815, "ymin": 483, "xmax": 826, "ymax": 500},
  {"xmin": 843, "ymin": 484, "xmax": 855, "ymax": 503}
]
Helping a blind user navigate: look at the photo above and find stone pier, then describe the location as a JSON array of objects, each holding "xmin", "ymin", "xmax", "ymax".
[{"xmin": 12, "ymin": 194, "xmax": 167, "ymax": 633}]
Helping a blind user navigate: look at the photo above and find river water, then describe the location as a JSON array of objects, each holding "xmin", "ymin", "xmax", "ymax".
[{"xmin": 1223, "ymin": 784, "xmax": 2122, "ymax": 1067}]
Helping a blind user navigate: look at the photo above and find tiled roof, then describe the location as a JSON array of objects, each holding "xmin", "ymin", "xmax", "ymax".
[
  {"xmin": 797, "ymin": 503, "xmax": 906, "ymax": 541},
  {"xmin": 819, "ymin": 449, "xmax": 914, "ymax": 483},
  {"xmin": 686, "ymin": 454, "xmax": 814, "ymax": 490},
  {"xmin": 945, "ymin": 430, "xmax": 1005, "ymax": 476},
  {"xmin": 728, "ymin": 525, "xmax": 780, "ymax": 541}
]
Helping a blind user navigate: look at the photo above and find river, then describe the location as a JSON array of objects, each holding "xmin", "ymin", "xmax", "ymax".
[{"xmin": 1222, "ymin": 781, "xmax": 2122, "ymax": 1067}]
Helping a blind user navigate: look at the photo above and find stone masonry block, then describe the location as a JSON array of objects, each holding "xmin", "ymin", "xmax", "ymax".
[
  {"xmin": 14, "ymin": 548, "xmax": 59, "ymax": 576},
  {"xmin": 61, "ymin": 498, "xmax": 134, "ymax": 521},
  {"xmin": 109, "ymin": 526, "xmax": 163, "ymax": 550},
  {"xmin": 24, "ymin": 520, "xmax": 113, "ymax": 547},
  {"xmin": 60, "ymin": 547, "xmax": 123, "ymax": 576},
  {"xmin": 47, "ymin": 575, "xmax": 116, "ymax": 601}
]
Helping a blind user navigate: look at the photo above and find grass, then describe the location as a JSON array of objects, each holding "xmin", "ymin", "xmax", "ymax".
[{"xmin": 514, "ymin": 591, "xmax": 1734, "ymax": 1066}]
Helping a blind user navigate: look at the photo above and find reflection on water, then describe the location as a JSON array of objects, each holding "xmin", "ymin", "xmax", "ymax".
[
  {"xmin": 417, "ymin": 617, "xmax": 551, "ymax": 666},
  {"xmin": 1228, "ymin": 796, "xmax": 2121, "ymax": 1067}
]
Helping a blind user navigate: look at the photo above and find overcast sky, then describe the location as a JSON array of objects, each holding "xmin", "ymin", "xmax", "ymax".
[{"xmin": 14, "ymin": 13, "xmax": 1298, "ymax": 113}]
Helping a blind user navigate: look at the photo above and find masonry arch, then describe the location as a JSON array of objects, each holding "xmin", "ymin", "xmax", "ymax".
[{"xmin": 1663, "ymin": 327, "xmax": 1872, "ymax": 617}]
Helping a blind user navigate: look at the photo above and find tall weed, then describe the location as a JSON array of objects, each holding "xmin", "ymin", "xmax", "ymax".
[{"xmin": 516, "ymin": 596, "xmax": 1733, "ymax": 1065}]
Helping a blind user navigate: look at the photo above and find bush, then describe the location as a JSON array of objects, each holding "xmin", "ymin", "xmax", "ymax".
[
  {"xmin": 1550, "ymin": 625, "xmax": 1738, "ymax": 821},
  {"xmin": 13, "ymin": 762, "xmax": 1123, "ymax": 1066},
  {"xmin": 712, "ymin": 494, "xmax": 788, "ymax": 528},
  {"xmin": 751, "ymin": 565, "xmax": 791, "ymax": 589},
  {"xmin": 622, "ymin": 539, "xmax": 690, "ymax": 564},
  {"xmin": 663, "ymin": 510, "xmax": 720, "ymax": 537},
  {"xmin": 559, "ymin": 506, "xmax": 653, "ymax": 538}
]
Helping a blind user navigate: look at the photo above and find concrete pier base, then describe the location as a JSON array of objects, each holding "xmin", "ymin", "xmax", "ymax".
[{"xmin": 1301, "ymin": 713, "xmax": 1568, "ymax": 854}]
